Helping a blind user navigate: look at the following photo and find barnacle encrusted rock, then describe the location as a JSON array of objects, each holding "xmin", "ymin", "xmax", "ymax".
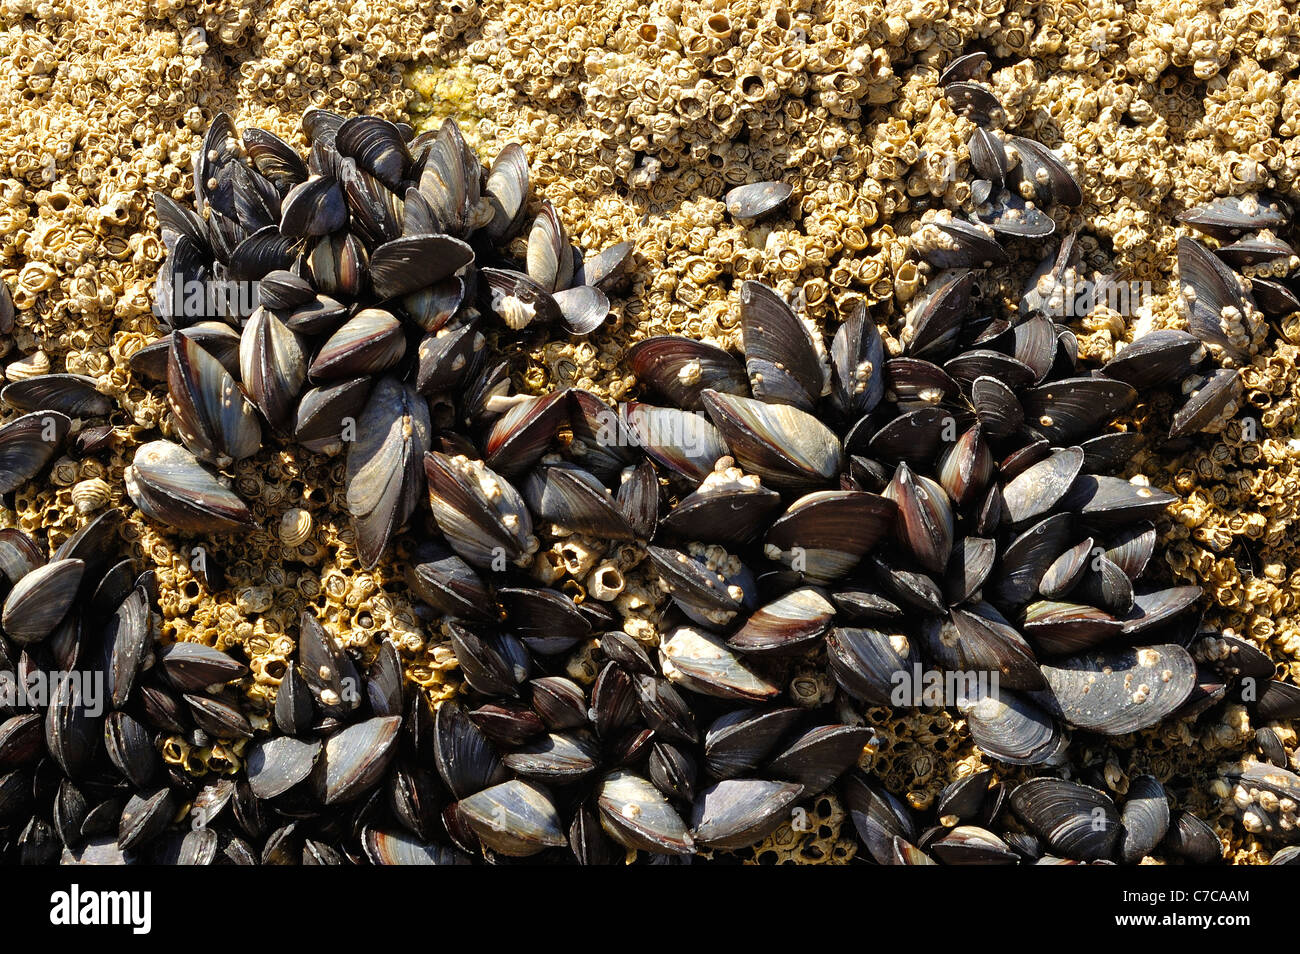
[{"xmin": 1, "ymin": 0, "xmax": 1298, "ymax": 863}]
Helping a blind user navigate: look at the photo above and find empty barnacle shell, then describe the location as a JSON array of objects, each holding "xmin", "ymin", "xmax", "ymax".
[
  {"xmin": 0, "ymin": 409, "xmax": 71, "ymax": 494},
  {"xmin": 624, "ymin": 402, "xmax": 727, "ymax": 482},
  {"xmin": 2, "ymin": 558, "xmax": 82, "ymax": 645},
  {"xmin": 727, "ymin": 587, "xmax": 836, "ymax": 655},
  {"xmin": 659, "ymin": 625, "xmax": 779, "ymax": 701},
  {"xmin": 725, "ymin": 180, "xmax": 792, "ymax": 221},
  {"xmin": 425, "ymin": 451, "xmax": 537, "ymax": 570},
  {"xmin": 316, "ymin": 715, "xmax": 402, "ymax": 805},
  {"xmin": 740, "ymin": 280, "xmax": 826, "ymax": 410},
  {"xmin": 701, "ymin": 390, "xmax": 841, "ymax": 489},
  {"xmin": 346, "ymin": 377, "xmax": 430, "ymax": 568},
  {"xmin": 1010, "ymin": 778, "xmax": 1119, "ymax": 861},
  {"xmin": 826, "ymin": 626, "xmax": 919, "ymax": 706},
  {"xmin": 883, "ymin": 463, "xmax": 953, "ymax": 574},
  {"xmin": 1040, "ymin": 643, "xmax": 1196, "ymax": 734},
  {"xmin": 240, "ymin": 306, "xmax": 308, "ymax": 433},
  {"xmin": 458, "ymin": 779, "xmax": 568, "ymax": 857},
  {"xmin": 1169, "ymin": 368, "xmax": 1240, "ymax": 438},
  {"xmin": 627, "ymin": 336, "xmax": 748, "ymax": 411},
  {"xmin": 690, "ymin": 778, "xmax": 802, "ymax": 850}
]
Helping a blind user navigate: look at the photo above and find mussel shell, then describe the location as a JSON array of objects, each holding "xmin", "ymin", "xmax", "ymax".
[
  {"xmin": 659, "ymin": 625, "xmax": 779, "ymax": 702},
  {"xmin": 458, "ymin": 779, "xmax": 568, "ymax": 857},
  {"xmin": 690, "ymin": 778, "xmax": 802, "ymax": 850},
  {"xmin": 727, "ymin": 587, "xmax": 836, "ymax": 655},
  {"xmin": 701, "ymin": 390, "xmax": 842, "ymax": 490},
  {"xmin": 1040, "ymin": 643, "xmax": 1197, "ymax": 735},
  {"xmin": 596, "ymin": 770, "xmax": 694, "ymax": 855},
  {"xmin": 725, "ymin": 181, "xmax": 792, "ymax": 221},
  {"xmin": 826, "ymin": 626, "xmax": 918, "ymax": 706},
  {"xmin": 1009, "ymin": 778, "xmax": 1119, "ymax": 861},
  {"xmin": 627, "ymin": 336, "xmax": 748, "ymax": 410},
  {"xmin": 1119, "ymin": 774, "xmax": 1170, "ymax": 864},
  {"xmin": 0, "ymin": 410, "xmax": 71, "ymax": 494}
]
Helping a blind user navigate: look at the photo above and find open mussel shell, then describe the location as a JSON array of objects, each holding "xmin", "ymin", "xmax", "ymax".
[
  {"xmin": 526, "ymin": 202, "xmax": 574, "ymax": 292},
  {"xmin": 725, "ymin": 180, "xmax": 792, "ymax": 221},
  {"xmin": 425, "ymin": 451, "xmax": 537, "ymax": 571},
  {"xmin": 727, "ymin": 587, "xmax": 836, "ymax": 655},
  {"xmin": 1010, "ymin": 778, "xmax": 1119, "ymax": 861},
  {"xmin": 479, "ymin": 267, "xmax": 562, "ymax": 331},
  {"xmin": 345, "ymin": 377, "xmax": 430, "ymax": 568},
  {"xmin": 125, "ymin": 440, "xmax": 256, "ymax": 533},
  {"xmin": 627, "ymin": 336, "xmax": 747, "ymax": 410},
  {"xmin": 659, "ymin": 625, "xmax": 779, "ymax": 702},
  {"xmin": 168, "ymin": 330, "xmax": 263, "ymax": 467},
  {"xmin": 457, "ymin": 779, "xmax": 568, "ymax": 858},
  {"xmin": 131, "ymin": 322, "xmax": 242, "ymax": 382},
  {"xmin": 1040, "ymin": 643, "xmax": 1196, "ymax": 734},
  {"xmin": 690, "ymin": 778, "xmax": 802, "ymax": 850},
  {"xmin": 701, "ymin": 390, "xmax": 841, "ymax": 489}
]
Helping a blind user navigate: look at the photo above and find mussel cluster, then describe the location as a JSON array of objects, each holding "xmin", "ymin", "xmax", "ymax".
[{"xmin": 0, "ymin": 58, "xmax": 1293, "ymax": 864}]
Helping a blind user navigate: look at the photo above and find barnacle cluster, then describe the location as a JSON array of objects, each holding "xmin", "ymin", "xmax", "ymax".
[{"xmin": 0, "ymin": 0, "xmax": 1297, "ymax": 864}]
